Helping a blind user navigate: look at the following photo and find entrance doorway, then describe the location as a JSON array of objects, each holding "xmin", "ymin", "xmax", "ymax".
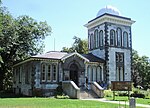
[{"xmin": 70, "ymin": 64, "xmax": 78, "ymax": 86}]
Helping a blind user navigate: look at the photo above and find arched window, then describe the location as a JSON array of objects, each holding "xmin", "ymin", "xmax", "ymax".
[
  {"xmin": 99, "ymin": 30, "xmax": 103, "ymax": 47},
  {"xmin": 91, "ymin": 67, "xmax": 93, "ymax": 82},
  {"xmin": 96, "ymin": 66, "xmax": 102, "ymax": 82},
  {"xmin": 90, "ymin": 33, "xmax": 93, "ymax": 49},
  {"xmin": 110, "ymin": 29, "xmax": 115, "ymax": 46},
  {"xmin": 88, "ymin": 35, "xmax": 90, "ymax": 49},
  {"xmin": 123, "ymin": 32, "xmax": 128, "ymax": 47},
  {"xmin": 87, "ymin": 66, "xmax": 90, "ymax": 82},
  {"xmin": 93, "ymin": 66, "xmax": 96, "ymax": 81},
  {"xmin": 47, "ymin": 64, "xmax": 51, "ymax": 81},
  {"xmin": 94, "ymin": 30, "xmax": 98, "ymax": 48},
  {"xmin": 117, "ymin": 28, "xmax": 122, "ymax": 47},
  {"xmin": 41, "ymin": 64, "xmax": 46, "ymax": 81}
]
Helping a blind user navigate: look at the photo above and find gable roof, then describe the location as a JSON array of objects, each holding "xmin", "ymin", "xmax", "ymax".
[
  {"xmin": 82, "ymin": 53, "xmax": 105, "ymax": 63},
  {"xmin": 61, "ymin": 51, "xmax": 89, "ymax": 62},
  {"xmin": 32, "ymin": 51, "xmax": 68, "ymax": 60},
  {"xmin": 13, "ymin": 51, "xmax": 105, "ymax": 67}
]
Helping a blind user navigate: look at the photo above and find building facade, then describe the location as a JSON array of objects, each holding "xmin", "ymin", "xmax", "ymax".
[{"xmin": 13, "ymin": 6, "xmax": 134, "ymax": 96}]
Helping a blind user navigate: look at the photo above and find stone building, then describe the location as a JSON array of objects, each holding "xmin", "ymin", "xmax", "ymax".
[{"xmin": 13, "ymin": 5, "xmax": 135, "ymax": 96}]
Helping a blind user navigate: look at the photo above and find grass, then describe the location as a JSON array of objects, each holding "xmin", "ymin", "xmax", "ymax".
[
  {"xmin": 106, "ymin": 96, "xmax": 150, "ymax": 105},
  {"xmin": 0, "ymin": 97, "xmax": 136, "ymax": 108}
]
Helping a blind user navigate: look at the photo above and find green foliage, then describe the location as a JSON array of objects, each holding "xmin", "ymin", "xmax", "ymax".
[
  {"xmin": 104, "ymin": 89, "xmax": 113, "ymax": 97},
  {"xmin": 131, "ymin": 87, "xmax": 150, "ymax": 99},
  {"xmin": 55, "ymin": 82, "xmax": 63, "ymax": 95},
  {"xmin": 0, "ymin": 4, "xmax": 51, "ymax": 90},
  {"xmin": 62, "ymin": 36, "xmax": 88, "ymax": 54},
  {"xmin": 132, "ymin": 49, "xmax": 150, "ymax": 89},
  {"xmin": 117, "ymin": 91, "xmax": 129, "ymax": 96},
  {"xmin": 55, "ymin": 95, "xmax": 70, "ymax": 99}
]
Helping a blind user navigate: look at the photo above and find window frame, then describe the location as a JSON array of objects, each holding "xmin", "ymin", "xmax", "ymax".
[
  {"xmin": 99, "ymin": 30, "xmax": 103, "ymax": 47},
  {"xmin": 123, "ymin": 31, "xmax": 128, "ymax": 48},
  {"xmin": 116, "ymin": 52, "xmax": 124, "ymax": 81},
  {"xmin": 52, "ymin": 64, "xmax": 57, "ymax": 82},
  {"xmin": 41, "ymin": 64, "xmax": 46, "ymax": 82},
  {"xmin": 117, "ymin": 28, "xmax": 122, "ymax": 47},
  {"xmin": 110, "ymin": 29, "xmax": 115, "ymax": 46}
]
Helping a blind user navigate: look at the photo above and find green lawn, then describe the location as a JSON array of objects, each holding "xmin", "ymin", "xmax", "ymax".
[
  {"xmin": 0, "ymin": 98, "xmax": 135, "ymax": 108},
  {"xmin": 106, "ymin": 96, "xmax": 150, "ymax": 105}
]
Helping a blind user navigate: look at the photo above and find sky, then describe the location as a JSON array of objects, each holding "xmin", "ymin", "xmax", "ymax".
[{"xmin": 2, "ymin": 0, "xmax": 150, "ymax": 57}]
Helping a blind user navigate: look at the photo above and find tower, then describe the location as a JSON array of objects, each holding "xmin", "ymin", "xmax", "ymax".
[{"xmin": 85, "ymin": 5, "xmax": 135, "ymax": 84}]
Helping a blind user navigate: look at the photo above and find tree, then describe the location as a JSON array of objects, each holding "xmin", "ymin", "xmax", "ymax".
[
  {"xmin": 0, "ymin": 6, "xmax": 51, "ymax": 90},
  {"xmin": 61, "ymin": 36, "xmax": 88, "ymax": 54},
  {"xmin": 132, "ymin": 50, "xmax": 150, "ymax": 89}
]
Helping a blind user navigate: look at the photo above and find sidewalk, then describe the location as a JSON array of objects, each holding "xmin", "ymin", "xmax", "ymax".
[{"xmin": 81, "ymin": 98, "xmax": 150, "ymax": 108}]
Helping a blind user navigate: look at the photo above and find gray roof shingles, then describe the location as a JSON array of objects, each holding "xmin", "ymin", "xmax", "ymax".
[
  {"xmin": 82, "ymin": 53, "xmax": 105, "ymax": 63},
  {"xmin": 32, "ymin": 51, "xmax": 68, "ymax": 60},
  {"xmin": 32, "ymin": 51, "xmax": 105, "ymax": 63}
]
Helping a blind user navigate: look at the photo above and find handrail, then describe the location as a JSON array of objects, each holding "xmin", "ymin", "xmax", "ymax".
[
  {"xmin": 91, "ymin": 82, "xmax": 104, "ymax": 98},
  {"xmin": 62, "ymin": 81, "xmax": 80, "ymax": 99}
]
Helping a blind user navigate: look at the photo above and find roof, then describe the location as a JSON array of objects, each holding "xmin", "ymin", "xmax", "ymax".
[
  {"xmin": 61, "ymin": 51, "xmax": 89, "ymax": 62},
  {"xmin": 96, "ymin": 5, "xmax": 121, "ymax": 17},
  {"xmin": 88, "ymin": 13, "xmax": 131, "ymax": 24},
  {"xmin": 32, "ymin": 51, "xmax": 68, "ymax": 60},
  {"xmin": 82, "ymin": 53, "xmax": 105, "ymax": 63},
  {"xmin": 13, "ymin": 51, "xmax": 105, "ymax": 67}
]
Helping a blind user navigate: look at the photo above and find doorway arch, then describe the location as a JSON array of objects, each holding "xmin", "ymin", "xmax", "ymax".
[{"xmin": 69, "ymin": 63, "xmax": 78, "ymax": 86}]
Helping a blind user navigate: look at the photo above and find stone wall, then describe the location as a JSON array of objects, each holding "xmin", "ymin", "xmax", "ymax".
[{"xmin": 62, "ymin": 81, "xmax": 80, "ymax": 99}]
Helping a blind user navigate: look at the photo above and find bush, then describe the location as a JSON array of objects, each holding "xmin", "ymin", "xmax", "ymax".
[
  {"xmin": 130, "ymin": 93, "xmax": 145, "ymax": 98},
  {"xmin": 104, "ymin": 89, "xmax": 113, "ymax": 97},
  {"xmin": 55, "ymin": 82, "xmax": 63, "ymax": 95},
  {"xmin": 144, "ymin": 89, "xmax": 150, "ymax": 99},
  {"xmin": 117, "ymin": 91, "xmax": 129, "ymax": 96},
  {"xmin": 55, "ymin": 95, "xmax": 69, "ymax": 99}
]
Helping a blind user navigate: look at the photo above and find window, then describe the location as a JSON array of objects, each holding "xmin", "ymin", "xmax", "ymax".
[
  {"xmin": 116, "ymin": 66, "xmax": 124, "ymax": 81},
  {"xmin": 116, "ymin": 52, "xmax": 124, "ymax": 81},
  {"xmin": 47, "ymin": 65, "xmax": 51, "ymax": 81},
  {"xmin": 25, "ymin": 69, "xmax": 29, "ymax": 84},
  {"xmin": 94, "ymin": 30, "xmax": 98, "ymax": 48},
  {"xmin": 123, "ymin": 32, "xmax": 128, "ymax": 47},
  {"xmin": 96, "ymin": 66, "xmax": 102, "ymax": 82},
  {"xmin": 88, "ymin": 35, "xmax": 91, "ymax": 49},
  {"xmin": 117, "ymin": 28, "xmax": 122, "ymax": 47},
  {"xmin": 116, "ymin": 53, "xmax": 124, "ymax": 63},
  {"xmin": 110, "ymin": 29, "xmax": 115, "ymax": 46},
  {"xmin": 41, "ymin": 64, "xmax": 46, "ymax": 81},
  {"xmin": 91, "ymin": 67, "xmax": 93, "ymax": 82},
  {"xmin": 116, "ymin": 53, "xmax": 119, "ymax": 62},
  {"xmin": 41, "ymin": 63, "xmax": 57, "ymax": 82},
  {"xmin": 90, "ymin": 34, "xmax": 93, "ymax": 49},
  {"xmin": 119, "ymin": 54, "xmax": 124, "ymax": 62},
  {"xmin": 99, "ymin": 30, "xmax": 103, "ymax": 46},
  {"xmin": 53, "ymin": 65, "xmax": 57, "ymax": 81}
]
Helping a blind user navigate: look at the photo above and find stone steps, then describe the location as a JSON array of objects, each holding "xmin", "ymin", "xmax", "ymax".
[{"xmin": 80, "ymin": 89, "xmax": 99, "ymax": 99}]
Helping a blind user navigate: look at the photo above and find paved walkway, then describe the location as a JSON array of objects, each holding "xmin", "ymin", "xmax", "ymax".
[{"xmin": 81, "ymin": 98, "xmax": 150, "ymax": 108}]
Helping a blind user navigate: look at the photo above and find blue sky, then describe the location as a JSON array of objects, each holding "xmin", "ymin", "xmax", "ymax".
[{"xmin": 2, "ymin": 0, "xmax": 150, "ymax": 57}]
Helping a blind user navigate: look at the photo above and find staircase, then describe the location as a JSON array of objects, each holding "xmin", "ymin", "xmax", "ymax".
[{"xmin": 80, "ymin": 88, "xmax": 99, "ymax": 99}]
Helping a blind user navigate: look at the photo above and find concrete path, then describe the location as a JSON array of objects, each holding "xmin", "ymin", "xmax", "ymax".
[{"xmin": 81, "ymin": 98, "xmax": 150, "ymax": 108}]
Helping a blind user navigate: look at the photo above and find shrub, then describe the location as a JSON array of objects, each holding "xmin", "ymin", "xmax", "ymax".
[
  {"xmin": 117, "ymin": 91, "xmax": 129, "ymax": 96},
  {"xmin": 55, "ymin": 82, "xmax": 63, "ymax": 95},
  {"xmin": 55, "ymin": 95, "xmax": 69, "ymax": 99},
  {"xmin": 144, "ymin": 89, "xmax": 150, "ymax": 99},
  {"xmin": 104, "ymin": 89, "xmax": 113, "ymax": 97}
]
